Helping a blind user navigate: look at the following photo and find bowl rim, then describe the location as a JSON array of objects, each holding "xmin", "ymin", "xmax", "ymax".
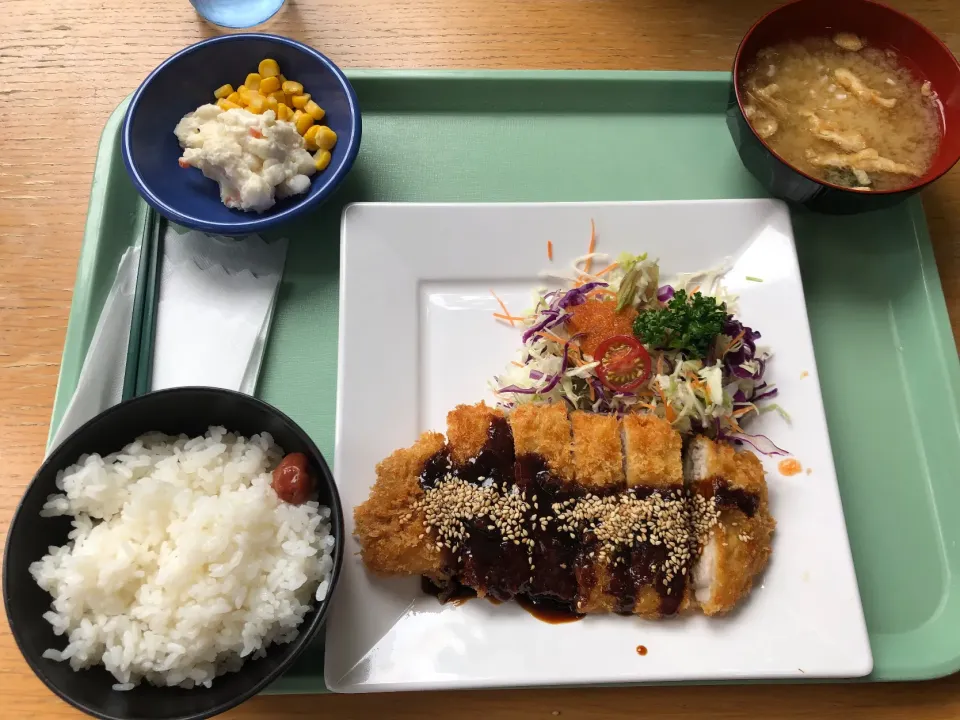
[
  {"xmin": 121, "ymin": 33, "xmax": 362, "ymax": 234},
  {"xmin": 732, "ymin": 0, "xmax": 960, "ymax": 196},
  {"xmin": 2, "ymin": 386, "xmax": 345, "ymax": 720}
]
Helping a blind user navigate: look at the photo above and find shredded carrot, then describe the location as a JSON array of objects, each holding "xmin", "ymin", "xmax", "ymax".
[
  {"xmin": 511, "ymin": 360, "xmax": 525, "ymax": 368},
  {"xmin": 535, "ymin": 330, "xmax": 569, "ymax": 346},
  {"xmin": 658, "ymin": 388, "xmax": 677, "ymax": 423},
  {"xmin": 588, "ymin": 382, "xmax": 596, "ymax": 402},
  {"xmin": 656, "ymin": 354, "xmax": 664, "ymax": 377},
  {"xmin": 638, "ymin": 402, "xmax": 657, "ymax": 411},
  {"xmin": 547, "ymin": 240, "xmax": 553, "ymax": 261},
  {"xmin": 490, "ymin": 290, "xmax": 514, "ymax": 327},
  {"xmin": 584, "ymin": 219, "xmax": 597, "ymax": 274},
  {"xmin": 493, "ymin": 312, "xmax": 528, "ymax": 323},
  {"xmin": 733, "ymin": 406, "xmax": 755, "ymax": 418},
  {"xmin": 721, "ymin": 329, "xmax": 746, "ymax": 356},
  {"xmin": 594, "ymin": 261, "xmax": 618, "ymax": 277},
  {"xmin": 691, "ymin": 285, "xmax": 701, "ymax": 294}
]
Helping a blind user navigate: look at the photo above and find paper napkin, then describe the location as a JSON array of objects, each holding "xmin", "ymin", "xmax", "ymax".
[{"xmin": 47, "ymin": 224, "xmax": 287, "ymax": 454}]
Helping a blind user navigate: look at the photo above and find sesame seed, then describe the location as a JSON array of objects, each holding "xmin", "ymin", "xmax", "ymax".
[{"xmin": 415, "ymin": 458, "xmax": 738, "ymax": 594}]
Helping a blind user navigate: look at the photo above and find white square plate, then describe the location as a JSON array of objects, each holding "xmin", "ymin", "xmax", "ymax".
[{"xmin": 325, "ymin": 200, "xmax": 872, "ymax": 692}]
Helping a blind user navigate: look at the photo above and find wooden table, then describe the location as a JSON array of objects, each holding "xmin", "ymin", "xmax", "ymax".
[{"xmin": 2, "ymin": 0, "xmax": 959, "ymax": 717}]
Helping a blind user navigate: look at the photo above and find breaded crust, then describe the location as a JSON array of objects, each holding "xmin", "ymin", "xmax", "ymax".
[
  {"xmin": 576, "ymin": 562, "xmax": 617, "ymax": 613},
  {"xmin": 703, "ymin": 438, "xmax": 768, "ymax": 496},
  {"xmin": 353, "ymin": 431, "xmax": 446, "ymax": 577},
  {"xmin": 688, "ymin": 436, "xmax": 775, "ymax": 616},
  {"xmin": 698, "ymin": 507, "xmax": 775, "ymax": 616},
  {"xmin": 622, "ymin": 414, "xmax": 683, "ymax": 488},
  {"xmin": 447, "ymin": 402, "xmax": 502, "ymax": 464},
  {"xmin": 571, "ymin": 411, "xmax": 624, "ymax": 490},
  {"xmin": 509, "ymin": 403, "xmax": 574, "ymax": 480}
]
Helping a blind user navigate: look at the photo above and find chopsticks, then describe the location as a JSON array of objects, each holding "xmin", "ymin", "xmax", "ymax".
[{"xmin": 121, "ymin": 208, "xmax": 165, "ymax": 401}]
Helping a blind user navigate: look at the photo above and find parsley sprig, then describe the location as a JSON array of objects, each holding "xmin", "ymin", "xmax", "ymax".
[{"xmin": 632, "ymin": 290, "xmax": 726, "ymax": 359}]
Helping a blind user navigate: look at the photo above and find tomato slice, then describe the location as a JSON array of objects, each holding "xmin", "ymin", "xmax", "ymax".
[{"xmin": 594, "ymin": 335, "xmax": 652, "ymax": 392}]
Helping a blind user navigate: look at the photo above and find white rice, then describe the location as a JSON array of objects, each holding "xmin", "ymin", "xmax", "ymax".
[{"xmin": 30, "ymin": 427, "xmax": 335, "ymax": 690}]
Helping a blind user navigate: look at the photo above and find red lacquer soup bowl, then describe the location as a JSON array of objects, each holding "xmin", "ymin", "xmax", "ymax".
[{"xmin": 727, "ymin": 0, "xmax": 960, "ymax": 214}]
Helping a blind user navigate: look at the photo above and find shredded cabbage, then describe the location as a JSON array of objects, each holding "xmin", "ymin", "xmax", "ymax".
[{"xmin": 490, "ymin": 242, "xmax": 782, "ymax": 441}]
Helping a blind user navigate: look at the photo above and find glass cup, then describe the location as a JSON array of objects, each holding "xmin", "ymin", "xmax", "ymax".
[{"xmin": 190, "ymin": 0, "xmax": 285, "ymax": 28}]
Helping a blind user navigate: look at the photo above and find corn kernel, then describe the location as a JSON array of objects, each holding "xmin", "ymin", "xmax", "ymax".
[
  {"xmin": 304, "ymin": 100, "xmax": 326, "ymax": 122},
  {"xmin": 217, "ymin": 98, "xmax": 241, "ymax": 111},
  {"xmin": 294, "ymin": 112, "xmax": 314, "ymax": 135},
  {"xmin": 258, "ymin": 58, "xmax": 281, "ymax": 78},
  {"xmin": 247, "ymin": 93, "xmax": 267, "ymax": 114},
  {"xmin": 282, "ymin": 80, "xmax": 304, "ymax": 95},
  {"xmin": 237, "ymin": 85, "xmax": 252, "ymax": 104},
  {"xmin": 244, "ymin": 73, "xmax": 261, "ymax": 91},
  {"xmin": 291, "ymin": 93, "xmax": 310, "ymax": 109},
  {"xmin": 314, "ymin": 126, "xmax": 337, "ymax": 151},
  {"xmin": 277, "ymin": 103, "xmax": 293, "ymax": 122},
  {"xmin": 214, "ymin": 84, "xmax": 234, "ymax": 99},
  {"xmin": 265, "ymin": 95, "xmax": 279, "ymax": 114},
  {"xmin": 226, "ymin": 92, "xmax": 242, "ymax": 104},
  {"xmin": 279, "ymin": 74, "xmax": 288, "ymax": 84},
  {"xmin": 269, "ymin": 90, "xmax": 285, "ymax": 104},
  {"xmin": 259, "ymin": 76, "xmax": 280, "ymax": 94},
  {"xmin": 314, "ymin": 149, "xmax": 331, "ymax": 171},
  {"xmin": 302, "ymin": 125, "xmax": 320, "ymax": 150}
]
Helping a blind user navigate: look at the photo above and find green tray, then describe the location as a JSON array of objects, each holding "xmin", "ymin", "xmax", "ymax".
[{"xmin": 52, "ymin": 70, "xmax": 960, "ymax": 692}]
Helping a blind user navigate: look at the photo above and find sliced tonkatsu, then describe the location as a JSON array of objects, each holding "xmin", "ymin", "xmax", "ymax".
[
  {"xmin": 354, "ymin": 401, "xmax": 775, "ymax": 618},
  {"xmin": 353, "ymin": 431, "xmax": 446, "ymax": 581},
  {"xmin": 685, "ymin": 435, "xmax": 776, "ymax": 615}
]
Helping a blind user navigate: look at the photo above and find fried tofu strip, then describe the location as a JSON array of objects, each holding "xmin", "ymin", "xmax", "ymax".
[
  {"xmin": 354, "ymin": 431, "xmax": 446, "ymax": 578},
  {"xmin": 805, "ymin": 148, "xmax": 922, "ymax": 177},
  {"xmin": 799, "ymin": 110, "xmax": 866, "ymax": 152},
  {"xmin": 835, "ymin": 68, "xmax": 897, "ymax": 108},
  {"xmin": 744, "ymin": 105, "xmax": 778, "ymax": 139},
  {"xmin": 747, "ymin": 83, "xmax": 788, "ymax": 117},
  {"xmin": 833, "ymin": 32, "xmax": 864, "ymax": 52},
  {"xmin": 685, "ymin": 436, "xmax": 775, "ymax": 616}
]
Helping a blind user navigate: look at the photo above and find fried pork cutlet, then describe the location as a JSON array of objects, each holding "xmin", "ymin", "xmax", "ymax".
[
  {"xmin": 622, "ymin": 414, "xmax": 683, "ymax": 489},
  {"xmin": 444, "ymin": 403, "xmax": 525, "ymax": 600},
  {"xmin": 354, "ymin": 401, "xmax": 775, "ymax": 620},
  {"xmin": 572, "ymin": 411, "xmax": 624, "ymax": 491},
  {"xmin": 510, "ymin": 402, "xmax": 574, "ymax": 480},
  {"xmin": 622, "ymin": 414, "xmax": 691, "ymax": 617},
  {"xmin": 447, "ymin": 403, "xmax": 504, "ymax": 465},
  {"xmin": 576, "ymin": 412, "xmax": 687, "ymax": 616},
  {"xmin": 685, "ymin": 436, "xmax": 776, "ymax": 616},
  {"xmin": 353, "ymin": 431, "xmax": 446, "ymax": 579},
  {"xmin": 571, "ymin": 412, "xmax": 624, "ymax": 614}
]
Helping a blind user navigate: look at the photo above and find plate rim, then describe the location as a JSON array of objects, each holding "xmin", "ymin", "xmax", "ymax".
[{"xmin": 326, "ymin": 199, "xmax": 873, "ymax": 692}]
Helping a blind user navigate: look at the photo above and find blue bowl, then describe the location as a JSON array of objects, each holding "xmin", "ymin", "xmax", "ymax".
[{"xmin": 122, "ymin": 34, "xmax": 361, "ymax": 235}]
